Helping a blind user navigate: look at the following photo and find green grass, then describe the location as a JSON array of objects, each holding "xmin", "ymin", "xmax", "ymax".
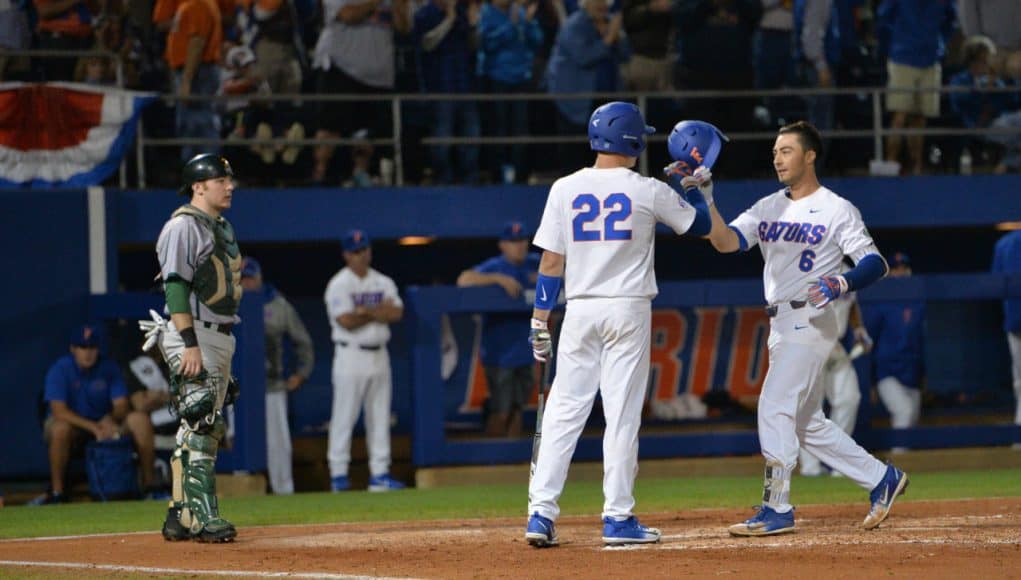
[{"xmin": 2, "ymin": 469, "xmax": 1019, "ymax": 539}]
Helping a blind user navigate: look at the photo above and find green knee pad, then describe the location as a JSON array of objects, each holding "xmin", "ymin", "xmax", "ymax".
[{"xmin": 171, "ymin": 370, "xmax": 221, "ymax": 424}]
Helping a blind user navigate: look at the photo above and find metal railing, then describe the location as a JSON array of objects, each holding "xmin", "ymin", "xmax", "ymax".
[{"xmin": 4, "ymin": 47, "xmax": 1021, "ymax": 188}]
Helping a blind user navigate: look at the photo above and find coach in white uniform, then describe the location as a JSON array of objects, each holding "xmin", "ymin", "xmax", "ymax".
[
  {"xmin": 696, "ymin": 120, "xmax": 908, "ymax": 536},
  {"xmin": 524, "ymin": 102, "xmax": 713, "ymax": 548},
  {"xmin": 324, "ymin": 230, "xmax": 405, "ymax": 492}
]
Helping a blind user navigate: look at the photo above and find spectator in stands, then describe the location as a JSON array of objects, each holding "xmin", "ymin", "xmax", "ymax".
[
  {"xmin": 0, "ymin": 1, "xmax": 31, "ymax": 81},
  {"xmin": 250, "ymin": 0, "xmax": 307, "ymax": 95},
  {"xmin": 478, "ymin": 0, "xmax": 544, "ymax": 184},
  {"xmin": 621, "ymin": 0, "xmax": 674, "ymax": 92},
  {"xmin": 414, "ymin": 0, "xmax": 482, "ymax": 185},
  {"xmin": 240, "ymin": 257, "xmax": 315, "ymax": 495},
  {"xmin": 876, "ymin": 0, "xmax": 957, "ymax": 176},
  {"xmin": 456, "ymin": 220, "xmax": 540, "ymax": 437},
  {"xmin": 343, "ymin": 128, "xmax": 386, "ymax": 187},
  {"xmin": 545, "ymin": 0, "xmax": 628, "ymax": 171},
  {"xmin": 33, "ymin": 0, "xmax": 95, "ymax": 81},
  {"xmin": 674, "ymin": 0, "xmax": 760, "ymax": 172},
  {"xmin": 36, "ymin": 325, "xmax": 160, "ymax": 504},
  {"xmin": 751, "ymin": 0, "xmax": 796, "ymax": 126},
  {"xmin": 312, "ymin": 0, "xmax": 411, "ymax": 184},
  {"xmin": 949, "ymin": 36, "xmax": 1008, "ymax": 130},
  {"xmin": 795, "ymin": 0, "xmax": 839, "ymax": 140},
  {"xmin": 992, "ymin": 228, "xmax": 1021, "ymax": 449},
  {"xmin": 988, "ymin": 50, "xmax": 1021, "ymax": 174},
  {"xmin": 864, "ymin": 252, "xmax": 925, "ymax": 452},
  {"xmin": 959, "ymin": 0, "xmax": 1021, "ymax": 52},
  {"xmin": 163, "ymin": 0, "xmax": 224, "ymax": 162}
]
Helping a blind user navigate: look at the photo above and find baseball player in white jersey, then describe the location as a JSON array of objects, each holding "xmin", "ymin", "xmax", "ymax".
[
  {"xmin": 324, "ymin": 230, "xmax": 406, "ymax": 492},
  {"xmin": 693, "ymin": 121, "xmax": 908, "ymax": 535},
  {"xmin": 524, "ymin": 102, "xmax": 713, "ymax": 547},
  {"xmin": 798, "ymin": 286, "xmax": 873, "ymax": 476}
]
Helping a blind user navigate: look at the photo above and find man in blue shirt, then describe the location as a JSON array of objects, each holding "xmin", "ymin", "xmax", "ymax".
[
  {"xmin": 864, "ymin": 252, "xmax": 925, "ymax": 451},
  {"xmin": 992, "ymin": 229, "xmax": 1021, "ymax": 447},
  {"xmin": 457, "ymin": 221, "xmax": 540, "ymax": 436},
  {"xmin": 38, "ymin": 325, "xmax": 159, "ymax": 504},
  {"xmin": 876, "ymin": 0, "xmax": 957, "ymax": 175}
]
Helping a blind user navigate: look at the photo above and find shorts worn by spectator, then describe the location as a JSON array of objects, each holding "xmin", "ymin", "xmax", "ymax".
[
  {"xmin": 33, "ymin": 0, "xmax": 94, "ymax": 81},
  {"xmin": 35, "ymin": 325, "xmax": 159, "ymax": 505},
  {"xmin": 456, "ymin": 221, "xmax": 540, "ymax": 437}
]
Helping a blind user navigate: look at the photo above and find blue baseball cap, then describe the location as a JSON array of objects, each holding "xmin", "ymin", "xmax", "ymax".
[
  {"xmin": 500, "ymin": 221, "xmax": 529, "ymax": 241},
  {"xmin": 342, "ymin": 229, "xmax": 371, "ymax": 252},
  {"xmin": 241, "ymin": 256, "xmax": 261, "ymax": 278},
  {"xmin": 890, "ymin": 252, "xmax": 910, "ymax": 268},
  {"xmin": 70, "ymin": 324, "xmax": 100, "ymax": 348}
]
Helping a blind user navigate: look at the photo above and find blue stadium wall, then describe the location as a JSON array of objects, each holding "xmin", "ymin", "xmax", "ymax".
[{"xmin": 2, "ymin": 175, "xmax": 1020, "ymax": 478}]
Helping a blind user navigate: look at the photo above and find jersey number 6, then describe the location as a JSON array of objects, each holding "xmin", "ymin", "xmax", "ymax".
[
  {"xmin": 572, "ymin": 193, "xmax": 632, "ymax": 242},
  {"xmin": 799, "ymin": 249, "xmax": 816, "ymax": 272}
]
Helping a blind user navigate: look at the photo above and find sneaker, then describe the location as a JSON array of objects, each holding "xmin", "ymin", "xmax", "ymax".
[
  {"xmin": 27, "ymin": 491, "xmax": 68, "ymax": 506},
  {"xmin": 368, "ymin": 474, "xmax": 405, "ymax": 492},
  {"xmin": 863, "ymin": 465, "xmax": 909, "ymax": 530},
  {"xmin": 728, "ymin": 506, "xmax": 796, "ymax": 537},
  {"xmin": 162, "ymin": 506, "xmax": 191, "ymax": 541},
  {"xmin": 602, "ymin": 516, "xmax": 661, "ymax": 545},
  {"xmin": 525, "ymin": 512, "xmax": 558, "ymax": 548},
  {"xmin": 330, "ymin": 475, "xmax": 350, "ymax": 492}
]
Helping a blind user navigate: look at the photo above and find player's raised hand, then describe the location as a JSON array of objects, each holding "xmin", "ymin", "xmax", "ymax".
[
  {"xmin": 530, "ymin": 318, "xmax": 552, "ymax": 362},
  {"xmin": 807, "ymin": 275, "xmax": 848, "ymax": 309}
]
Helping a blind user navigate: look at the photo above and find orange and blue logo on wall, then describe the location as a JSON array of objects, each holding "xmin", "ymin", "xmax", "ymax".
[{"xmin": 454, "ymin": 306, "xmax": 770, "ymax": 414}]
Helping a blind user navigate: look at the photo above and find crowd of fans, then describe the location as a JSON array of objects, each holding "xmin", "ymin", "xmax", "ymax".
[{"xmin": 1, "ymin": 0, "xmax": 1020, "ymax": 186}]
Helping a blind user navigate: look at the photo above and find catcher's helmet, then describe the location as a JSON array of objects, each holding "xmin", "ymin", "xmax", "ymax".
[
  {"xmin": 179, "ymin": 153, "xmax": 234, "ymax": 196},
  {"xmin": 667, "ymin": 120, "xmax": 728, "ymax": 175},
  {"xmin": 588, "ymin": 101, "xmax": 656, "ymax": 157}
]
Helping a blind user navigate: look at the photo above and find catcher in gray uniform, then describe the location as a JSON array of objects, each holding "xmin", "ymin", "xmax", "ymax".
[{"xmin": 140, "ymin": 153, "xmax": 243, "ymax": 543}]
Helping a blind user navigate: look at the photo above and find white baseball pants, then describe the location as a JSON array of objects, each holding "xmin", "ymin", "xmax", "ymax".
[
  {"xmin": 877, "ymin": 376, "xmax": 921, "ymax": 430},
  {"xmin": 799, "ymin": 345, "xmax": 862, "ymax": 475},
  {"xmin": 528, "ymin": 298, "xmax": 651, "ymax": 522},
  {"xmin": 1009, "ymin": 332, "xmax": 1021, "ymax": 425},
  {"xmin": 758, "ymin": 305, "xmax": 886, "ymax": 512},
  {"xmin": 328, "ymin": 346, "xmax": 393, "ymax": 478},
  {"xmin": 266, "ymin": 390, "xmax": 294, "ymax": 494}
]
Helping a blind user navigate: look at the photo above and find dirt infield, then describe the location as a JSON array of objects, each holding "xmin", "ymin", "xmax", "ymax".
[{"xmin": 2, "ymin": 498, "xmax": 1020, "ymax": 579}]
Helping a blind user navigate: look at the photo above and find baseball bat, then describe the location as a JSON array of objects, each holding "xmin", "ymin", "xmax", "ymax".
[{"xmin": 529, "ymin": 359, "xmax": 552, "ymax": 484}]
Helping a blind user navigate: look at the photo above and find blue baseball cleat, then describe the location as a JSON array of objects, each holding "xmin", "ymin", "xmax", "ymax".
[
  {"xmin": 367, "ymin": 474, "xmax": 406, "ymax": 492},
  {"xmin": 525, "ymin": 512, "xmax": 559, "ymax": 548},
  {"xmin": 602, "ymin": 516, "xmax": 661, "ymax": 545},
  {"xmin": 728, "ymin": 506, "xmax": 796, "ymax": 536},
  {"xmin": 330, "ymin": 475, "xmax": 350, "ymax": 492},
  {"xmin": 863, "ymin": 465, "xmax": 909, "ymax": 529}
]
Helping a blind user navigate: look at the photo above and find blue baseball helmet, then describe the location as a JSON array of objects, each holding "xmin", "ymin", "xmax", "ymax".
[
  {"xmin": 588, "ymin": 101, "xmax": 656, "ymax": 157},
  {"xmin": 667, "ymin": 120, "xmax": 729, "ymax": 175}
]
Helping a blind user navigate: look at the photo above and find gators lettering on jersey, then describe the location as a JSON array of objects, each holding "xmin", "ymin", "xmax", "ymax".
[
  {"xmin": 532, "ymin": 167, "xmax": 697, "ymax": 300},
  {"xmin": 729, "ymin": 186, "xmax": 881, "ymax": 305}
]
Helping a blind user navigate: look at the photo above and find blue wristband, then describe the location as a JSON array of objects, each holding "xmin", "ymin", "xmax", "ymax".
[{"xmin": 534, "ymin": 274, "xmax": 562, "ymax": 311}]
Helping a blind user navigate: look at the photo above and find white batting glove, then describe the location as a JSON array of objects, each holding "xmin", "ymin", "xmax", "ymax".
[
  {"xmin": 681, "ymin": 166, "xmax": 715, "ymax": 205},
  {"xmin": 853, "ymin": 326, "xmax": 873, "ymax": 352},
  {"xmin": 138, "ymin": 309, "xmax": 167, "ymax": 352},
  {"xmin": 529, "ymin": 318, "xmax": 552, "ymax": 362}
]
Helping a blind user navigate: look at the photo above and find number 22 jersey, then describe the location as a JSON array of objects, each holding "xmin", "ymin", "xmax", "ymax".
[{"xmin": 533, "ymin": 167, "xmax": 697, "ymax": 301}]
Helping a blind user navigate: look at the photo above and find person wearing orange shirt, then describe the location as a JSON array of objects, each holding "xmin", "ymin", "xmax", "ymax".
[
  {"xmin": 164, "ymin": 0, "xmax": 223, "ymax": 161},
  {"xmin": 33, "ymin": 0, "xmax": 94, "ymax": 81}
]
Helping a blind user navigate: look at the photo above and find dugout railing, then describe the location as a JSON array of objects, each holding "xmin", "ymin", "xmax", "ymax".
[{"xmin": 406, "ymin": 274, "xmax": 1021, "ymax": 468}]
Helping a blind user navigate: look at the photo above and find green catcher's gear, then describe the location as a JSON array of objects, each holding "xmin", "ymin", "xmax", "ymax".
[
  {"xmin": 170, "ymin": 417, "xmax": 236, "ymax": 543},
  {"xmin": 170, "ymin": 369, "xmax": 220, "ymax": 424},
  {"xmin": 171, "ymin": 205, "xmax": 243, "ymax": 317},
  {"xmin": 179, "ymin": 153, "xmax": 234, "ymax": 196},
  {"xmin": 224, "ymin": 375, "xmax": 240, "ymax": 406}
]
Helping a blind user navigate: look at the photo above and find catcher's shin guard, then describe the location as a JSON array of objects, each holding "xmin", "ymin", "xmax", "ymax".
[
  {"xmin": 178, "ymin": 430, "xmax": 236, "ymax": 543},
  {"xmin": 163, "ymin": 450, "xmax": 191, "ymax": 540}
]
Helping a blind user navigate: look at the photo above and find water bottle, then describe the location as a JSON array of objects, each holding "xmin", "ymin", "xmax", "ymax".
[{"xmin": 960, "ymin": 148, "xmax": 973, "ymax": 176}]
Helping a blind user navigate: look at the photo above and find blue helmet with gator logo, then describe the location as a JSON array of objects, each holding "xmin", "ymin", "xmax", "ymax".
[
  {"xmin": 588, "ymin": 101, "xmax": 656, "ymax": 157},
  {"xmin": 667, "ymin": 120, "xmax": 729, "ymax": 176}
]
